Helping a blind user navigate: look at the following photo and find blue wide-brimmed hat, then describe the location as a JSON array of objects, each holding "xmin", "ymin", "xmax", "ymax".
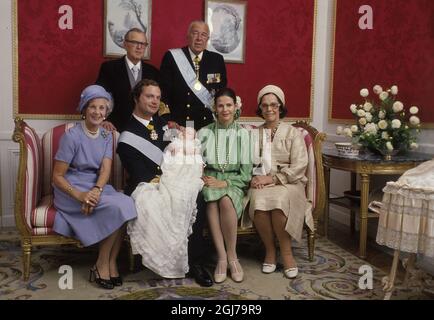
[{"xmin": 78, "ymin": 85, "xmax": 113, "ymax": 113}]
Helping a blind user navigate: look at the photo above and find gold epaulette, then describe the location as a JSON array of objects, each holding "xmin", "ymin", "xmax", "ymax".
[{"xmin": 158, "ymin": 102, "xmax": 171, "ymax": 116}]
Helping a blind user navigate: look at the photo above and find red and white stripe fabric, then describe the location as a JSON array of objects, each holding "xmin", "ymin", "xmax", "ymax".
[
  {"xmin": 23, "ymin": 125, "xmax": 43, "ymax": 231},
  {"xmin": 41, "ymin": 123, "xmax": 75, "ymax": 197}
]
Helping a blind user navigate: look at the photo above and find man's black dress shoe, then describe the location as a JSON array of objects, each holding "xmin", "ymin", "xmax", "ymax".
[
  {"xmin": 189, "ymin": 264, "xmax": 213, "ymax": 287},
  {"xmin": 110, "ymin": 276, "xmax": 123, "ymax": 286}
]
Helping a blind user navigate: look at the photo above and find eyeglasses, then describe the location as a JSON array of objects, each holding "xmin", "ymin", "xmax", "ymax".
[
  {"xmin": 125, "ymin": 40, "xmax": 148, "ymax": 48},
  {"xmin": 191, "ymin": 31, "xmax": 209, "ymax": 39},
  {"xmin": 260, "ymin": 103, "xmax": 280, "ymax": 110}
]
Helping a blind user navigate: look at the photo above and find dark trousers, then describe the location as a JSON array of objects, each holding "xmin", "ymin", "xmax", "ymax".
[{"xmin": 188, "ymin": 192, "xmax": 209, "ymax": 265}]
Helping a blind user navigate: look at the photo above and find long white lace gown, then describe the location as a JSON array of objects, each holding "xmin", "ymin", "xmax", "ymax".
[
  {"xmin": 376, "ymin": 159, "xmax": 434, "ymax": 257},
  {"xmin": 127, "ymin": 138, "xmax": 204, "ymax": 278}
]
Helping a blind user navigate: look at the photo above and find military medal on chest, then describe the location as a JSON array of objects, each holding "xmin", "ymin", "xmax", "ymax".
[
  {"xmin": 194, "ymin": 80, "xmax": 202, "ymax": 91},
  {"xmin": 150, "ymin": 130, "xmax": 158, "ymax": 141}
]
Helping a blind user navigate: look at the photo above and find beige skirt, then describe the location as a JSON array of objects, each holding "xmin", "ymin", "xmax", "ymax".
[{"xmin": 242, "ymin": 182, "xmax": 313, "ymax": 242}]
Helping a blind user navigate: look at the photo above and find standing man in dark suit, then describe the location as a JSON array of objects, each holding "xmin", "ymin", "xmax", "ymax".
[
  {"xmin": 96, "ymin": 28, "xmax": 160, "ymax": 132},
  {"xmin": 160, "ymin": 21, "xmax": 227, "ymax": 131}
]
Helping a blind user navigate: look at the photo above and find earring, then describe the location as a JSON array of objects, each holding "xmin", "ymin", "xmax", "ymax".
[{"xmin": 81, "ymin": 115, "xmax": 86, "ymax": 120}]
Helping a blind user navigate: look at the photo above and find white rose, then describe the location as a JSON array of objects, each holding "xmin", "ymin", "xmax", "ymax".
[
  {"xmin": 391, "ymin": 119, "xmax": 401, "ymax": 129},
  {"xmin": 391, "ymin": 85, "xmax": 398, "ymax": 95},
  {"xmin": 378, "ymin": 110, "xmax": 386, "ymax": 119},
  {"xmin": 381, "ymin": 131, "xmax": 389, "ymax": 139},
  {"xmin": 364, "ymin": 123, "xmax": 377, "ymax": 135},
  {"xmin": 410, "ymin": 142, "xmax": 419, "ymax": 150},
  {"xmin": 350, "ymin": 104, "xmax": 358, "ymax": 113},
  {"xmin": 357, "ymin": 109, "xmax": 366, "ymax": 117},
  {"xmin": 365, "ymin": 112, "xmax": 373, "ymax": 122},
  {"xmin": 392, "ymin": 101, "xmax": 404, "ymax": 113},
  {"xmin": 386, "ymin": 141, "xmax": 394, "ymax": 151},
  {"xmin": 373, "ymin": 85, "xmax": 383, "ymax": 95},
  {"xmin": 359, "ymin": 117, "xmax": 367, "ymax": 126},
  {"xmin": 409, "ymin": 116, "xmax": 420, "ymax": 126},
  {"xmin": 343, "ymin": 127, "xmax": 352, "ymax": 137},
  {"xmin": 363, "ymin": 102, "xmax": 373, "ymax": 112},
  {"xmin": 379, "ymin": 91, "xmax": 389, "ymax": 101},
  {"xmin": 360, "ymin": 88, "xmax": 369, "ymax": 98},
  {"xmin": 410, "ymin": 106, "xmax": 419, "ymax": 114},
  {"xmin": 351, "ymin": 125, "xmax": 358, "ymax": 133},
  {"xmin": 378, "ymin": 120, "xmax": 388, "ymax": 130},
  {"xmin": 336, "ymin": 126, "xmax": 343, "ymax": 135},
  {"xmin": 236, "ymin": 96, "xmax": 242, "ymax": 108}
]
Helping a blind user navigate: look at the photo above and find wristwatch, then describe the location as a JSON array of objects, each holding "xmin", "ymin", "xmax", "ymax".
[{"xmin": 92, "ymin": 185, "xmax": 103, "ymax": 192}]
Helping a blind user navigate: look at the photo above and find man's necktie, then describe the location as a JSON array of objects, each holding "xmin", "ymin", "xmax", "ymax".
[
  {"xmin": 193, "ymin": 55, "xmax": 200, "ymax": 78},
  {"xmin": 146, "ymin": 120, "xmax": 154, "ymax": 131},
  {"xmin": 132, "ymin": 66, "xmax": 139, "ymax": 81}
]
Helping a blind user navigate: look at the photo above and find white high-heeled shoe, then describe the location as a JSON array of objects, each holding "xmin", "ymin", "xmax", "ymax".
[
  {"xmin": 283, "ymin": 267, "xmax": 298, "ymax": 279},
  {"xmin": 262, "ymin": 263, "xmax": 276, "ymax": 274}
]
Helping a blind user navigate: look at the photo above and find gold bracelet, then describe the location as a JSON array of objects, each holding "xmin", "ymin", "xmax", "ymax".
[{"xmin": 66, "ymin": 185, "xmax": 73, "ymax": 194}]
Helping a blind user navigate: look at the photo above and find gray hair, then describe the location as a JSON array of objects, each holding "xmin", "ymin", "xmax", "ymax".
[
  {"xmin": 187, "ymin": 20, "xmax": 210, "ymax": 35},
  {"xmin": 124, "ymin": 28, "xmax": 146, "ymax": 41}
]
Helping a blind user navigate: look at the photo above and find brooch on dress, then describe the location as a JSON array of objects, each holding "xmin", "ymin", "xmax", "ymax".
[{"xmin": 101, "ymin": 130, "xmax": 108, "ymax": 139}]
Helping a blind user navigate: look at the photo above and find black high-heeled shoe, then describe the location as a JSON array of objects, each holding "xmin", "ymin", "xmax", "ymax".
[
  {"xmin": 89, "ymin": 266, "xmax": 114, "ymax": 290},
  {"xmin": 110, "ymin": 276, "xmax": 123, "ymax": 286}
]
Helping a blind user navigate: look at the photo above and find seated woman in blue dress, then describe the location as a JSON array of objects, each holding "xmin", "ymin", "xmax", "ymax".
[
  {"xmin": 52, "ymin": 85, "xmax": 137, "ymax": 289},
  {"xmin": 198, "ymin": 88, "xmax": 252, "ymax": 283}
]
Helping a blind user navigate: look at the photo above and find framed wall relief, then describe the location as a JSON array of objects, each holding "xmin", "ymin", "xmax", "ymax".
[
  {"xmin": 104, "ymin": 0, "xmax": 152, "ymax": 59},
  {"xmin": 205, "ymin": 0, "xmax": 247, "ymax": 63}
]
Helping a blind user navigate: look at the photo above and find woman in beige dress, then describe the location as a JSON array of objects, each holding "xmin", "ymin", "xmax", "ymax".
[{"xmin": 242, "ymin": 85, "xmax": 312, "ymax": 279}]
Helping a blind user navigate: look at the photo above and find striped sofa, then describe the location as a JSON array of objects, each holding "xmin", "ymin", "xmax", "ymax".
[
  {"xmin": 238, "ymin": 121, "xmax": 326, "ymax": 261},
  {"xmin": 12, "ymin": 118, "xmax": 124, "ymax": 280}
]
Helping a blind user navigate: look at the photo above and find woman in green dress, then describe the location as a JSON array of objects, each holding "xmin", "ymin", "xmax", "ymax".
[{"xmin": 198, "ymin": 88, "xmax": 252, "ymax": 283}]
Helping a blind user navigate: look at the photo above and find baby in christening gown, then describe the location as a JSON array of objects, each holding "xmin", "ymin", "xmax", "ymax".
[{"xmin": 128, "ymin": 127, "xmax": 205, "ymax": 278}]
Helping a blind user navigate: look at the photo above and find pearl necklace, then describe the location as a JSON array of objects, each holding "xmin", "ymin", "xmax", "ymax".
[
  {"xmin": 82, "ymin": 122, "xmax": 100, "ymax": 139},
  {"xmin": 215, "ymin": 122, "xmax": 233, "ymax": 173}
]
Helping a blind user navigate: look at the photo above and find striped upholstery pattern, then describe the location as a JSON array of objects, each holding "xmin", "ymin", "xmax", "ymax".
[
  {"xmin": 23, "ymin": 125, "xmax": 43, "ymax": 230},
  {"xmin": 42, "ymin": 123, "xmax": 75, "ymax": 196}
]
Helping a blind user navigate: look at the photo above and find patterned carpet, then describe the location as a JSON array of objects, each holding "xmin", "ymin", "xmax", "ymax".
[{"xmin": 1, "ymin": 230, "xmax": 433, "ymax": 300}]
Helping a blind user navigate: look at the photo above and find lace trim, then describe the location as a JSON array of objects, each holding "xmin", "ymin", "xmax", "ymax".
[{"xmin": 376, "ymin": 225, "xmax": 434, "ymax": 257}]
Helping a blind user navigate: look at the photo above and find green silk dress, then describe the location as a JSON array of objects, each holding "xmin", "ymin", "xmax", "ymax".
[{"xmin": 198, "ymin": 121, "xmax": 253, "ymax": 218}]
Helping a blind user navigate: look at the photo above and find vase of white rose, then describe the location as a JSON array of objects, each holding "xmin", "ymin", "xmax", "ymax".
[{"xmin": 336, "ymin": 85, "xmax": 421, "ymax": 160}]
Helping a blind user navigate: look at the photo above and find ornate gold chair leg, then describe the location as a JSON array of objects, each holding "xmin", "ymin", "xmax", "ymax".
[
  {"xmin": 308, "ymin": 229, "xmax": 315, "ymax": 261},
  {"xmin": 22, "ymin": 239, "xmax": 32, "ymax": 281}
]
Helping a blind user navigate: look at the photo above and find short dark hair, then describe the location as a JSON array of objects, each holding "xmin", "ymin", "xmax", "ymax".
[
  {"xmin": 132, "ymin": 79, "xmax": 160, "ymax": 103},
  {"xmin": 256, "ymin": 93, "xmax": 288, "ymax": 119},
  {"xmin": 214, "ymin": 87, "xmax": 237, "ymax": 105},
  {"xmin": 124, "ymin": 28, "xmax": 145, "ymax": 41}
]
